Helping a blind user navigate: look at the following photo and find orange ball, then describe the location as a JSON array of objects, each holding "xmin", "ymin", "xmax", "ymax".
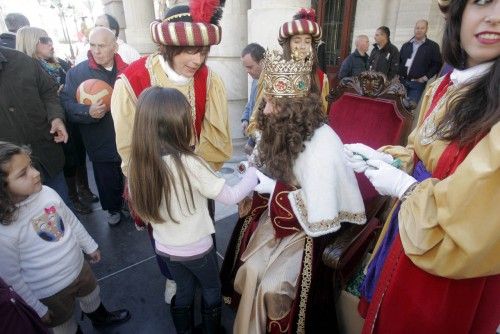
[{"xmin": 76, "ymin": 79, "xmax": 113, "ymax": 110}]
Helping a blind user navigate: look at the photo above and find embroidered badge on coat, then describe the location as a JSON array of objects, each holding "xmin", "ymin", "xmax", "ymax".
[{"xmin": 31, "ymin": 206, "xmax": 65, "ymax": 242}]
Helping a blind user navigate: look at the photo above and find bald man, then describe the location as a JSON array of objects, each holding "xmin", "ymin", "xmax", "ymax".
[
  {"xmin": 399, "ymin": 20, "xmax": 442, "ymax": 103},
  {"xmin": 338, "ymin": 35, "xmax": 370, "ymax": 79},
  {"xmin": 60, "ymin": 27, "xmax": 129, "ymax": 226}
]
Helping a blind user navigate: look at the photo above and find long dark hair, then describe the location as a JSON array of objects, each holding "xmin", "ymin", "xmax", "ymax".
[
  {"xmin": 128, "ymin": 87, "xmax": 205, "ymax": 223},
  {"xmin": 0, "ymin": 142, "xmax": 30, "ymax": 225},
  {"xmin": 434, "ymin": 0, "xmax": 500, "ymax": 146},
  {"xmin": 257, "ymin": 94, "xmax": 325, "ymax": 184}
]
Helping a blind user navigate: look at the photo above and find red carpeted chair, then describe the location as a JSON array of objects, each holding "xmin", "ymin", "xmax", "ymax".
[{"xmin": 323, "ymin": 71, "xmax": 414, "ymax": 333}]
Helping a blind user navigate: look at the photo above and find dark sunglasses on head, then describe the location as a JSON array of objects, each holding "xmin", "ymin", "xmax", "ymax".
[{"xmin": 39, "ymin": 37, "xmax": 53, "ymax": 44}]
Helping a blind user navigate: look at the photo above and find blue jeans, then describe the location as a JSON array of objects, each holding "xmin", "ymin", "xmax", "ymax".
[
  {"xmin": 43, "ymin": 170, "xmax": 70, "ymax": 206},
  {"xmin": 402, "ymin": 79, "xmax": 426, "ymax": 105},
  {"xmin": 161, "ymin": 247, "xmax": 221, "ymax": 308}
]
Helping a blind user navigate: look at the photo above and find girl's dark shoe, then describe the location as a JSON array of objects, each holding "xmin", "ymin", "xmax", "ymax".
[
  {"xmin": 83, "ymin": 303, "xmax": 130, "ymax": 327},
  {"xmin": 69, "ymin": 195, "xmax": 92, "ymax": 215},
  {"xmin": 78, "ymin": 188, "xmax": 99, "ymax": 203}
]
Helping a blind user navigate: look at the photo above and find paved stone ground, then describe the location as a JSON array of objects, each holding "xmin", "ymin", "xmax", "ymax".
[{"xmin": 76, "ymin": 139, "xmax": 247, "ymax": 333}]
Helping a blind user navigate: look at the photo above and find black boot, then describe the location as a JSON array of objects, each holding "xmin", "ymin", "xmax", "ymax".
[
  {"xmin": 76, "ymin": 166, "xmax": 99, "ymax": 203},
  {"xmin": 84, "ymin": 303, "xmax": 130, "ymax": 327},
  {"xmin": 171, "ymin": 304, "xmax": 193, "ymax": 334},
  {"xmin": 201, "ymin": 303, "xmax": 224, "ymax": 334},
  {"xmin": 66, "ymin": 176, "xmax": 92, "ymax": 215}
]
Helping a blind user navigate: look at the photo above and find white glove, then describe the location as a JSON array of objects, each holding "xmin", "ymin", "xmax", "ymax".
[
  {"xmin": 344, "ymin": 143, "xmax": 394, "ymax": 164},
  {"xmin": 344, "ymin": 147, "xmax": 369, "ymax": 173},
  {"xmin": 255, "ymin": 170, "xmax": 277, "ymax": 195},
  {"xmin": 364, "ymin": 159, "xmax": 417, "ymax": 198}
]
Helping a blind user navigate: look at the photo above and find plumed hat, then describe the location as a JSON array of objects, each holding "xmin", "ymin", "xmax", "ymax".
[
  {"xmin": 278, "ymin": 8, "xmax": 322, "ymax": 46},
  {"xmin": 150, "ymin": 0, "xmax": 223, "ymax": 46}
]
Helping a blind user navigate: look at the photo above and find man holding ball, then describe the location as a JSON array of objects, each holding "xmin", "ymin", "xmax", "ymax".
[{"xmin": 60, "ymin": 27, "xmax": 128, "ymax": 226}]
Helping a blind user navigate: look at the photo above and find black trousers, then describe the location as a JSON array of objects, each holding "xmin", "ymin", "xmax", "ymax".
[{"xmin": 92, "ymin": 161, "xmax": 124, "ymax": 212}]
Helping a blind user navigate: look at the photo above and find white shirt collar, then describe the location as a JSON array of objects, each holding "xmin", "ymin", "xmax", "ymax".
[
  {"xmin": 450, "ymin": 62, "xmax": 493, "ymax": 87},
  {"xmin": 158, "ymin": 55, "xmax": 190, "ymax": 85}
]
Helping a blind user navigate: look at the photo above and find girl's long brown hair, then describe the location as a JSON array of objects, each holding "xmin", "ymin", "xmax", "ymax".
[
  {"xmin": 128, "ymin": 87, "xmax": 200, "ymax": 223},
  {"xmin": 257, "ymin": 94, "xmax": 325, "ymax": 184}
]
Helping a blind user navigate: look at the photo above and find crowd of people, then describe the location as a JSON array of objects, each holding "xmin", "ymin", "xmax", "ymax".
[{"xmin": 0, "ymin": 0, "xmax": 499, "ymax": 333}]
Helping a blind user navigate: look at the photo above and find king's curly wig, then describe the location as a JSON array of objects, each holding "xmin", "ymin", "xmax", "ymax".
[{"xmin": 256, "ymin": 94, "xmax": 325, "ymax": 184}]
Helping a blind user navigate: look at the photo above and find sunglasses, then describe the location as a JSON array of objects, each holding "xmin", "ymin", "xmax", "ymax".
[{"xmin": 39, "ymin": 37, "xmax": 53, "ymax": 44}]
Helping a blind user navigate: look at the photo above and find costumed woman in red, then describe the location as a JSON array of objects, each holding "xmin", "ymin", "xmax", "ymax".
[{"xmin": 344, "ymin": 0, "xmax": 500, "ymax": 332}]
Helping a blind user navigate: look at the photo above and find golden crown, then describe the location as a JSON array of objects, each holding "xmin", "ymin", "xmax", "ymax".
[{"xmin": 262, "ymin": 49, "xmax": 312, "ymax": 98}]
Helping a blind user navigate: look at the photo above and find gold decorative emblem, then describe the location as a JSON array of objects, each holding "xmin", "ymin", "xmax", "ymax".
[{"xmin": 262, "ymin": 49, "xmax": 312, "ymax": 98}]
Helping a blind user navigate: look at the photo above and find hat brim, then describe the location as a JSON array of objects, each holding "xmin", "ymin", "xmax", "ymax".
[
  {"xmin": 150, "ymin": 21, "xmax": 222, "ymax": 46},
  {"xmin": 278, "ymin": 19, "xmax": 322, "ymax": 45}
]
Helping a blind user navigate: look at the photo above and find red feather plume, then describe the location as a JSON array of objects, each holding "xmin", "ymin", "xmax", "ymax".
[
  {"xmin": 190, "ymin": 0, "xmax": 220, "ymax": 23},
  {"xmin": 294, "ymin": 8, "xmax": 317, "ymax": 22}
]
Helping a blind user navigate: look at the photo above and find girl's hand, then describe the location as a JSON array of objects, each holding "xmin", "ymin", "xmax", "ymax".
[{"xmin": 87, "ymin": 249, "xmax": 101, "ymax": 264}]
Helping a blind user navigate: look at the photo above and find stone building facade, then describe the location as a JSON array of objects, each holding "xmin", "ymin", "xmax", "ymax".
[{"xmin": 102, "ymin": 0, "xmax": 445, "ymax": 142}]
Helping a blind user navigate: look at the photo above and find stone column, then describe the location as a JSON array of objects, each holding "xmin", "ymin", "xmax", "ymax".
[
  {"xmin": 208, "ymin": 0, "xmax": 251, "ymax": 145},
  {"xmin": 121, "ymin": 0, "xmax": 156, "ymax": 54},
  {"xmin": 102, "ymin": 0, "xmax": 127, "ymax": 41},
  {"xmin": 248, "ymin": 0, "xmax": 312, "ymax": 51}
]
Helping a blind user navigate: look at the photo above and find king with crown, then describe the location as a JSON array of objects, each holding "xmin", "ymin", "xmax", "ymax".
[{"xmin": 220, "ymin": 49, "xmax": 366, "ymax": 334}]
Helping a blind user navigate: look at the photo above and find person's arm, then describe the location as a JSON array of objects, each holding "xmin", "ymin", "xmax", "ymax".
[
  {"xmin": 215, "ymin": 167, "xmax": 258, "ymax": 205},
  {"xmin": 388, "ymin": 46, "xmax": 400, "ymax": 79},
  {"xmin": 338, "ymin": 56, "xmax": 352, "ymax": 79},
  {"xmin": 398, "ymin": 121, "xmax": 500, "ymax": 279},
  {"xmin": 195, "ymin": 71, "xmax": 232, "ymax": 171},
  {"xmin": 110, "ymin": 77, "xmax": 138, "ymax": 177},
  {"xmin": 59, "ymin": 69, "xmax": 100, "ymax": 124},
  {"xmin": 241, "ymin": 95, "xmax": 252, "ymax": 123},
  {"xmin": 246, "ymin": 75, "xmax": 265, "ymax": 137},
  {"xmin": 320, "ymin": 74, "xmax": 330, "ymax": 113},
  {"xmin": 425, "ymin": 42, "xmax": 443, "ymax": 80},
  {"xmin": 0, "ymin": 237, "xmax": 48, "ymax": 318},
  {"xmin": 241, "ymin": 80, "xmax": 257, "ymax": 123},
  {"xmin": 288, "ymin": 127, "xmax": 366, "ymax": 237},
  {"xmin": 34, "ymin": 57, "xmax": 65, "ymax": 123}
]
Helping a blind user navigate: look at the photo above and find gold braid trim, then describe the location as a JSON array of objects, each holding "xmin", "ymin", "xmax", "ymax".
[
  {"xmin": 267, "ymin": 319, "xmax": 290, "ymax": 333},
  {"xmin": 232, "ymin": 214, "xmax": 253, "ymax": 269},
  {"xmin": 293, "ymin": 191, "xmax": 366, "ymax": 233},
  {"xmin": 273, "ymin": 190, "xmax": 301, "ymax": 233},
  {"xmin": 296, "ymin": 236, "xmax": 313, "ymax": 334}
]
